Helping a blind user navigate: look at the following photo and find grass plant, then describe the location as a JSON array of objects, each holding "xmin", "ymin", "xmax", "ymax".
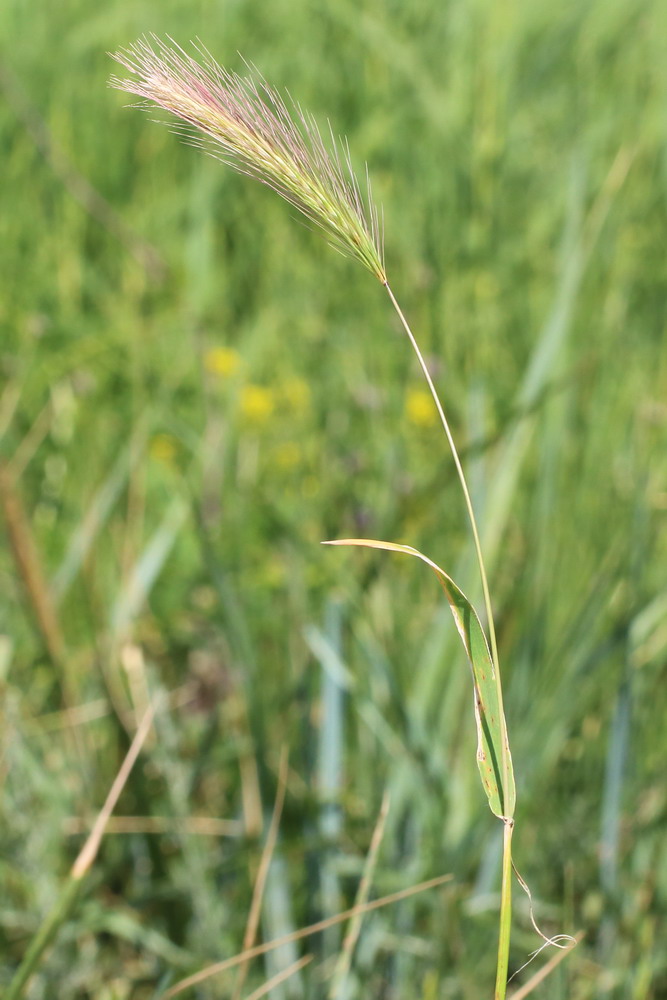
[
  {"xmin": 2, "ymin": 2, "xmax": 666, "ymax": 997},
  {"xmin": 109, "ymin": 36, "xmax": 525, "ymax": 997},
  {"xmin": 4, "ymin": 708, "xmax": 155, "ymax": 1000}
]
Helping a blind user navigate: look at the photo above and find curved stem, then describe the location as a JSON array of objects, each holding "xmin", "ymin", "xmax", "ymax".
[
  {"xmin": 384, "ymin": 284, "xmax": 504, "ymax": 688},
  {"xmin": 384, "ymin": 282, "xmax": 511, "ymax": 803},
  {"xmin": 384, "ymin": 281, "xmax": 514, "ymax": 997}
]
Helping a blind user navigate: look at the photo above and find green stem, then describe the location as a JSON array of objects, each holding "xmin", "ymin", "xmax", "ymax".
[
  {"xmin": 4, "ymin": 875, "xmax": 85, "ymax": 1000},
  {"xmin": 384, "ymin": 282, "xmax": 514, "ymax": 993},
  {"xmin": 383, "ymin": 283, "xmax": 511, "ymax": 794},
  {"xmin": 495, "ymin": 820, "xmax": 514, "ymax": 1000},
  {"xmin": 383, "ymin": 285, "xmax": 497, "ymax": 644}
]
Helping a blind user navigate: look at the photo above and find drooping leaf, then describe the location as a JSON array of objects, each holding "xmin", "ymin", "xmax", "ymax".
[{"xmin": 325, "ymin": 538, "xmax": 515, "ymax": 819}]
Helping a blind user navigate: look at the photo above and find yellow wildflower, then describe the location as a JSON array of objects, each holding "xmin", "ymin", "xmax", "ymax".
[
  {"xmin": 273, "ymin": 441, "xmax": 302, "ymax": 470},
  {"xmin": 150, "ymin": 433, "xmax": 178, "ymax": 463},
  {"xmin": 204, "ymin": 346, "xmax": 242, "ymax": 377},
  {"xmin": 405, "ymin": 389, "xmax": 437, "ymax": 428},
  {"xmin": 240, "ymin": 384, "xmax": 274, "ymax": 424}
]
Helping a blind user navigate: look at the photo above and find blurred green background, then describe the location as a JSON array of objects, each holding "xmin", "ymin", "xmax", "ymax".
[{"xmin": 1, "ymin": 0, "xmax": 666, "ymax": 996}]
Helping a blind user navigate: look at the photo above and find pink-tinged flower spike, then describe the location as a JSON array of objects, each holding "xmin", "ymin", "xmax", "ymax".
[{"xmin": 110, "ymin": 36, "xmax": 386, "ymax": 283}]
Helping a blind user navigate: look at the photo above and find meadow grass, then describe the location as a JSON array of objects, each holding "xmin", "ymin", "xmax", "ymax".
[{"xmin": 1, "ymin": 0, "xmax": 667, "ymax": 997}]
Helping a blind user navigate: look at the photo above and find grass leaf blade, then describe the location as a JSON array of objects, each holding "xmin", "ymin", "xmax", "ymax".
[{"xmin": 325, "ymin": 538, "xmax": 515, "ymax": 819}]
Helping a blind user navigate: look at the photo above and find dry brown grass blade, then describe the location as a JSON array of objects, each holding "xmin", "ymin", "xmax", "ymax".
[
  {"xmin": 0, "ymin": 460, "xmax": 91, "ymax": 760},
  {"xmin": 236, "ymin": 687, "xmax": 263, "ymax": 838},
  {"xmin": 233, "ymin": 747, "xmax": 289, "ymax": 1000},
  {"xmin": 0, "ymin": 384, "xmax": 21, "ymax": 442},
  {"xmin": 72, "ymin": 705, "xmax": 156, "ymax": 877},
  {"xmin": 63, "ymin": 815, "xmax": 244, "ymax": 837},
  {"xmin": 241, "ymin": 955, "xmax": 313, "ymax": 1000},
  {"xmin": 329, "ymin": 790, "xmax": 390, "ymax": 998},
  {"xmin": 163, "ymin": 873, "xmax": 452, "ymax": 997},
  {"xmin": 121, "ymin": 643, "xmax": 154, "ymax": 732},
  {"xmin": 0, "ymin": 461, "xmax": 66, "ymax": 671},
  {"xmin": 508, "ymin": 931, "xmax": 583, "ymax": 1000},
  {"xmin": 8, "ymin": 400, "xmax": 53, "ymax": 482},
  {"xmin": 33, "ymin": 684, "xmax": 196, "ymax": 734}
]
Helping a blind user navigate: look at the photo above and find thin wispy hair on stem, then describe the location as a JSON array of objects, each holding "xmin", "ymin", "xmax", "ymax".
[{"xmin": 109, "ymin": 36, "xmax": 386, "ymax": 282}]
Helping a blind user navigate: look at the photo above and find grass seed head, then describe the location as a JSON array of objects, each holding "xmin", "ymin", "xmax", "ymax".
[{"xmin": 110, "ymin": 36, "xmax": 386, "ymax": 282}]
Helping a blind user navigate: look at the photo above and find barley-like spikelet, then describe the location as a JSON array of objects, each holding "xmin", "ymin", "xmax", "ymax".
[{"xmin": 110, "ymin": 36, "xmax": 386, "ymax": 282}]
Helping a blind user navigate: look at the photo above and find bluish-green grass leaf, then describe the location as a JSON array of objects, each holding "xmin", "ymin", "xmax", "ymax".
[{"xmin": 325, "ymin": 538, "xmax": 515, "ymax": 819}]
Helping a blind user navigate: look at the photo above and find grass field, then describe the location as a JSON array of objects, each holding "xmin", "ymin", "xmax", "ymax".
[{"xmin": 1, "ymin": 0, "xmax": 667, "ymax": 996}]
